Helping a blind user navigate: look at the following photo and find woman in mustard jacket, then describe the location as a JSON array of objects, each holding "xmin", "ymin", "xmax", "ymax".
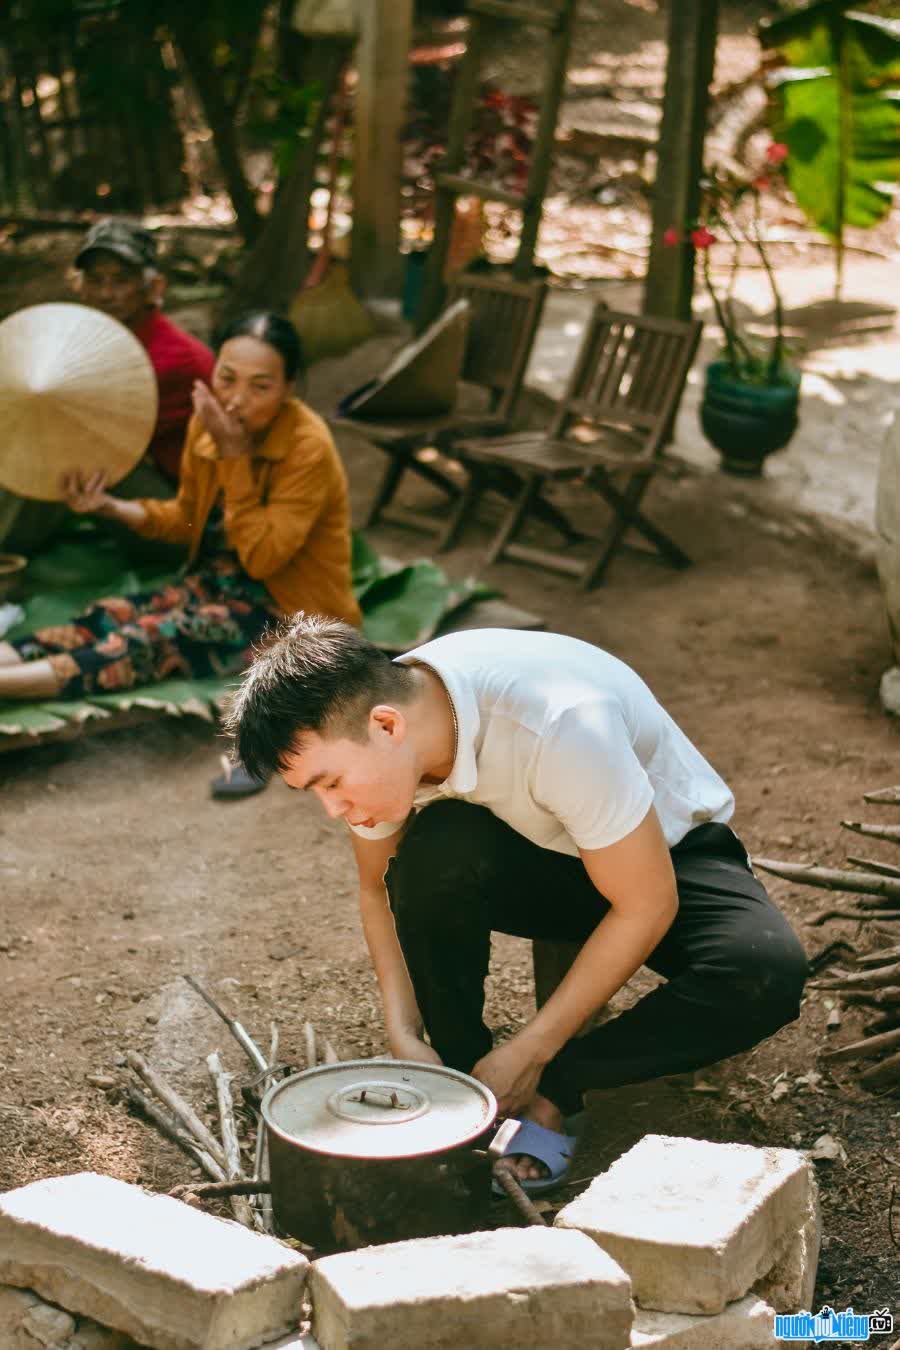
[{"xmin": 0, "ymin": 313, "xmax": 360, "ymax": 707}]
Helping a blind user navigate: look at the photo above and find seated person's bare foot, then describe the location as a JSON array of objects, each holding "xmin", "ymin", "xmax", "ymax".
[{"xmin": 0, "ymin": 641, "xmax": 23, "ymax": 668}]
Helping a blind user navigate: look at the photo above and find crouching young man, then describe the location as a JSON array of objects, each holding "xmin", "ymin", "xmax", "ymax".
[{"xmin": 225, "ymin": 614, "xmax": 808, "ymax": 1192}]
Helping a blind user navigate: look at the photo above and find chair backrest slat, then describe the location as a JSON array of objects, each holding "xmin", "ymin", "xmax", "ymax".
[
  {"xmin": 448, "ymin": 272, "xmax": 548, "ymax": 420},
  {"xmin": 550, "ymin": 305, "xmax": 702, "ymax": 459}
]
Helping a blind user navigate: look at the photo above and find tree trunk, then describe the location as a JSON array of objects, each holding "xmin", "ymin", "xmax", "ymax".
[
  {"xmin": 168, "ymin": 15, "xmax": 262, "ymax": 244},
  {"xmin": 643, "ymin": 0, "xmax": 719, "ymax": 322},
  {"xmin": 219, "ymin": 39, "xmax": 349, "ymax": 323}
]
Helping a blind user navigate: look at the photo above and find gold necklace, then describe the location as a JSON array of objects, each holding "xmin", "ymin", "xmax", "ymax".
[
  {"xmin": 446, "ymin": 684, "xmax": 459, "ymax": 771},
  {"xmin": 418, "ymin": 662, "xmax": 458, "ymax": 779}
]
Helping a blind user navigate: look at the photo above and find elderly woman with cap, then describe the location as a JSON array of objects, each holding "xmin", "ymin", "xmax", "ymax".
[{"xmin": 0, "ymin": 311, "xmax": 361, "ymax": 793}]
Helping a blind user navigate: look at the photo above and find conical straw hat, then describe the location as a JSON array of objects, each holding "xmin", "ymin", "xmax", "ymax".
[{"xmin": 0, "ymin": 302, "xmax": 158, "ymax": 502}]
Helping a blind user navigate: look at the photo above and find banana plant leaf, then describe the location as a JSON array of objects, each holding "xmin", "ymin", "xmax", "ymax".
[
  {"xmin": 359, "ymin": 562, "xmax": 493, "ymax": 651},
  {"xmin": 760, "ymin": 4, "xmax": 900, "ymax": 294}
]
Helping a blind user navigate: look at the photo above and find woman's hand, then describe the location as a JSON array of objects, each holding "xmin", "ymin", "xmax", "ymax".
[
  {"xmin": 61, "ymin": 469, "xmax": 113, "ymax": 515},
  {"xmin": 192, "ymin": 381, "xmax": 251, "ymax": 460},
  {"xmin": 60, "ymin": 469, "xmax": 147, "ymax": 531}
]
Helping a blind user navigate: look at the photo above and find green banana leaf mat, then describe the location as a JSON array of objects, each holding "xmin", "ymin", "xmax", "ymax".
[{"xmin": 0, "ymin": 527, "xmax": 494, "ymax": 740}]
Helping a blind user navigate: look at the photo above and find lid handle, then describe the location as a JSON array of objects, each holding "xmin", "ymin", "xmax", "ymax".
[
  {"xmin": 347, "ymin": 1087, "xmax": 417, "ymax": 1111},
  {"xmin": 327, "ymin": 1078, "xmax": 430, "ymax": 1125}
]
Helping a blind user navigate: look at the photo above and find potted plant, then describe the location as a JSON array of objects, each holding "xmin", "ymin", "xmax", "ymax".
[{"xmin": 665, "ymin": 145, "xmax": 801, "ymax": 477}]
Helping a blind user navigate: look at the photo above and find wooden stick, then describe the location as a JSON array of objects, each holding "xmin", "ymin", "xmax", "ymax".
[
  {"xmin": 856, "ymin": 946, "xmax": 900, "ymax": 966},
  {"xmin": 127, "ymin": 1051, "xmax": 226, "ymax": 1167},
  {"xmin": 304, "ymin": 1021, "xmax": 317, "ymax": 1070},
  {"xmin": 171, "ymin": 1179, "xmax": 272, "ymax": 1200},
  {"xmin": 491, "ymin": 1161, "xmax": 549, "ymax": 1226},
  {"xmin": 865, "ymin": 1012, "xmax": 900, "ymax": 1034},
  {"xmin": 845, "ymin": 856, "xmax": 900, "ymax": 880},
  {"xmin": 126, "ymin": 1085, "xmax": 226, "ymax": 1182},
  {"xmin": 841, "ymin": 821, "xmax": 900, "ymax": 845},
  {"xmin": 862, "ymin": 786, "xmax": 900, "ymax": 805},
  {"xmin": 860, "ymin": 1049, "xmax": 900, "ymax": 1089},
  {"xmin": 753, "ymin": 858, "xmax": 900, "ymax": 904},
  {"xmin": 807, "ymin": 908, "xmax": 900, "ymax": 926},
  {"xmin": 254, "ymin": 1022, "xmax": 279, "ymax": 1234},
  {"xmin": 184, "ymin": 975, "xmax": 268, "ymax": 1073},
  {"xmin": 822, "ymin": 1025, "xmax": 900, "ymax": 1064},
  {"xmin": 206, "ymin": 1051, "xmax": 257, "ymax": 1230},
  {"xmin": 812, "ymin": 960, "xmax": 900, "ymax": 990},
  {"xmin": 323, "ymin": 1039, "xmax": 341, "ymax": 1064},
  {"xmin": 840, "ymin": 987, "xmax": 900, "ymax": 1008}
]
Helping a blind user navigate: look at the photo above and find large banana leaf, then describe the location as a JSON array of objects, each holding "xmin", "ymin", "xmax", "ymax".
[{"xmin": 760, "ymin": 4, "xmax": 900, "ymax": 295}]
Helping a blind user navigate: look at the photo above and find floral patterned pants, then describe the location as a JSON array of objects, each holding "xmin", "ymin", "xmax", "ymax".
[{"xmin": 12, "ymin": 557, "xmax": 275, "ymax": 700}]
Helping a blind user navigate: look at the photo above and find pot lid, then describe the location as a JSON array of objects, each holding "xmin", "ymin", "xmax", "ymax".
[{"xmin": 261, "ymin": 1059, "xmax": 497, "ymax": 1160}]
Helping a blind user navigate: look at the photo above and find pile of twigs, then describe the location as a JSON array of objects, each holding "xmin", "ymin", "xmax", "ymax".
[
  {"xmin": 122, "ymin": 975, "xmax": 340, "ymax": 1233},
  {"xmin": 754, "ymin": 785, "xmax": 900, "ymax": 1092}
]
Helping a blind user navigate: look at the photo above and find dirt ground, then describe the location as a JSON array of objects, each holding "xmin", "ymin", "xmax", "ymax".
[
  {"xmin": 2, "ymin": 450, "xmax": 900, "ymax": 1310},
  {"xmin": 2, "ymin": 0, "xmax": 900, "ymax": 1322}
]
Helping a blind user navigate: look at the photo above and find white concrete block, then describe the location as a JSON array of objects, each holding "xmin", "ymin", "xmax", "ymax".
[
  {"xmin": 0, "ymin": 1173, "xmax": 308, "ymax": 1350},
  {"xmin": 751, "ymin": 1200, "xmax": 821, "ymax": 1315},
  {"xmin": 309, "ymin": 1226, "xmax": 634, "ymax": 1350},
  {"xmin": 631, "ymin": 1295, "xmax": 777, "ymax": 1347},
  {"xmin": 555, "ymin": 1134, "xmax": 815, "ymax": 1314}
]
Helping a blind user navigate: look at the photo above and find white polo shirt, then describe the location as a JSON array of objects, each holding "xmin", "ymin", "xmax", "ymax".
[{"xmin": 349, "ymin": 629, "xmax": 734, "ymax": 856}]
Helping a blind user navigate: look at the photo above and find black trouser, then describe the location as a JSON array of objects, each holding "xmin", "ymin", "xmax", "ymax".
[{"xmin": 385, "ymin": 800, "xmax": 808, "ymax": 1117}]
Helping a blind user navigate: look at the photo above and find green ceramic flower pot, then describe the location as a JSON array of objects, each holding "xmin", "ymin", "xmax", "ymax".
[{"xmin": 701, "ymin": 361, "xmax": 801, "ymax": 476}]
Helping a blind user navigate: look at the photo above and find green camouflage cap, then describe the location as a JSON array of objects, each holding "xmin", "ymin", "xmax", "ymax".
[{"xmin": 75, "ymin": 219, "xmax": 158, "ymax": 271}]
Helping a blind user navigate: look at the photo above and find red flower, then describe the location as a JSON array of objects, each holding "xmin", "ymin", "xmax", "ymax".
[
  {"xmin": 765, "ymin": 142, "xmax": 788, "ymax": 164},
  {"xmin": 662, "ymin": 226, "xmax": 682, "ymax": 247},
  {"xmin": 752, "ymin": 175, "xmax": 770, "ymax": 191},
  {"xmin": 690, "ymin": 226, "xmax": 717, "ymax": 250}
]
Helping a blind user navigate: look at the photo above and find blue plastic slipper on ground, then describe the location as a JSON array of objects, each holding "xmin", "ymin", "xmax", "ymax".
[
  {"xmin": 210, "ymin": 760, "xmax": 271, "ymax": 800},
  {"xmin": 491, "ymin": 1117, "xmax": 579, "ymax": 1197}
]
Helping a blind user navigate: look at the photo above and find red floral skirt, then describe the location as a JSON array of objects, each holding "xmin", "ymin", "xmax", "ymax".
[{"xmin": 12, "ymin": 557, "xmax": 275, "ymax": 700}]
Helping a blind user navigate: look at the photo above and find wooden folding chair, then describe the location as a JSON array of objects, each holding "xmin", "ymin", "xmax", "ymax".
[
  {"xmin": 330, "ymin": 272, "xmax": 548, "ymax": 545},
  {"xmin": 452, "ymin": 306, "xmax": 703, "ymax": 588}
]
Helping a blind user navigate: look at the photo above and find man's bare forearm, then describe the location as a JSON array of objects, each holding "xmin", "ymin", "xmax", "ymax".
[{"xmin": 358, "ymin": 885, "xmax": 423, "ymax": 1046}]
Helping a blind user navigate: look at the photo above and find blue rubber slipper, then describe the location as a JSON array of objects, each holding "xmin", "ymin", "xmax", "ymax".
[
  {"xmin": 491, "ymin": 1118, "xmax": 579, "ymax": 1197},
  {"xmin": 210, "ymin": 760, "xmax": 270, "ymax": 800}
]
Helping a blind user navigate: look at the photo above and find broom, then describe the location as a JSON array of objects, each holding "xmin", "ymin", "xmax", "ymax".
[{"xmin": 289, "ymin": 66, "xmax": 374, "ymax": 363}]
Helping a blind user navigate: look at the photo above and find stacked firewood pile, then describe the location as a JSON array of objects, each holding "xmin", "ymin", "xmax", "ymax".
[
  {"xmin": 755, "ymin": 785, "xmax": 900, "ymax": 1093},
  {"xmin": 121, "ymin": 975, "xmax": 339, "ymax": 1236}
]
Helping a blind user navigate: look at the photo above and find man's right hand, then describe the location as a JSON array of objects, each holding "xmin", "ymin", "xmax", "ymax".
[{"xmin": 61, "ymin": 469, "xmax": 113, "ymax": 515}]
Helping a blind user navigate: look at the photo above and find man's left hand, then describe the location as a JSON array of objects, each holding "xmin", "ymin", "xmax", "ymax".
[
  {"xmin": 471, "ymin": 1037, "xmax": 544, "ymax": 1117},
  {"xmin": 192, "ymin": 382, "xmax": 251, "ymax": 460}
]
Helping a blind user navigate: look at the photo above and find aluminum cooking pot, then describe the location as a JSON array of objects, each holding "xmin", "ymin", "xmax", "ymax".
[{"xmin": 261, "ymin": 1058, "xmax": 498, "ymax": 1253}]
